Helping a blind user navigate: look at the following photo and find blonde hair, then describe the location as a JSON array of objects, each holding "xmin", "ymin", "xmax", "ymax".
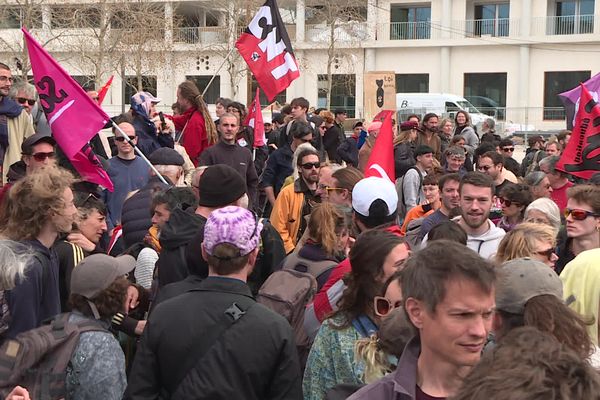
[
  {"xmin": 495, "ymin": 222, "xmax": 557, "ymax": 264},
  {"xmin": 307, "ymin": 202, "xmax": 348, "ymax": 256},
  {"xmin": 354, "ymin": 335, "xmax": 393, "ymax": 383}
]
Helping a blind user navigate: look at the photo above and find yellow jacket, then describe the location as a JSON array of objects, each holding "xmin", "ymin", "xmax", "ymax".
[
  {"xmin": 3, "ymin": 110, "xmax": 34, "ymax": 183},
  {"xmin": 270, "ymin": 180, "xmax": 305, "ymax": 253}
]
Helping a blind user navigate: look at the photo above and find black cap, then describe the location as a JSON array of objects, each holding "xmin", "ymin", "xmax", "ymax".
[
  {"xmin": 148, "ymin": 148, "xmax": 184, "ymax": 166},
  {"xmin": 198, "ymin": 165, "xmax": 246, "ymax": 207},
  {"xmin": 415, "ymin": 145, "xmax": 434, "ymax": 157},
  {"xmin": 21, "ymin": 133, "xmax": 56, "ymax": 155}
]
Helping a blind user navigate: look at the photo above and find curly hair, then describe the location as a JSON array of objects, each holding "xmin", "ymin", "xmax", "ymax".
[
  {"xmin": 69, "ymin": 277, "xmax": 130, "ymax": 319},
  {"xmin": 495, "ymin": 222, "xmax": 557, "ymax": 264},
  {"xmin": 333, "ymin": 230, "xmax": 404, "ymax": 329},
  {"xmin": 177, "ymin": 80, "xmax": 217, "ymax": 145},
  {"xmin": 0, "ymin": 167, "xmax": 74, "ymax": 240}
]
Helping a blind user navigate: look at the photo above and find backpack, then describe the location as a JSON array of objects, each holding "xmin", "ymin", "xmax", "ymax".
[
  {"xmin": 525, "ymin": 150, "xmax": 543, "ymax": 176},
  {"xmin": 395, "ymin": 167, "xmax": 424, "ymax": 223},
  {"xmin": 256, "ymin": 254, "xmax": 338, "ymax": 368},
  {"xmin": 0, "ymin": 313, "xmax": 108, "ymax": 400},
  {"xmin": 404, "ymin": 217, "xmax": 425, "ymax": 251}
]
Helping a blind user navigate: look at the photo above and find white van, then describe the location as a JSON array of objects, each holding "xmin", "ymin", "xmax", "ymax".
[{"xmin": 396, "ymin": 93, "xmax": 492, "ymax": 129}]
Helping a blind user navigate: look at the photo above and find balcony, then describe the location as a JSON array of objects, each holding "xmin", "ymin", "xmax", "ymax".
[
  {"xmin": 531, "ymin": 14, "xmax": 595, "ymax": 35},
  {"xmin": 305, "ymin": 22, "xmax": 368, "ymax": 43},
  {"xmin": 173, "ymin": 27, "xmax": 227, "ymax": 44},
  {"xmin": 464, "ymin": 18, "xmax": 510, "ymax": 37},
  {"xmin": 389, "ymin": 21, "xmax": 436, "ymax": 40}
]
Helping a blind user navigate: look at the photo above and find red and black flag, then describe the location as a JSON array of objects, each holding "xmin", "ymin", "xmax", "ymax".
[
  {"xmin": 236, "ymin": 0, "xmax": 299, "ymax": 101},
  {"xmin": 556, "ymin": 83, "xmax": 600, "ymax": 180}
]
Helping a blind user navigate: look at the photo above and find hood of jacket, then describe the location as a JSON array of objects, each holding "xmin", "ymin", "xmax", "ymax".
[{"xmin": 159, "ymin": 207, "xmax": 205, "ymax": 250}]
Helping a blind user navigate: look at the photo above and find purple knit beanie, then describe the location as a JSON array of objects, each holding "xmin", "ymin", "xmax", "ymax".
[{"xmin": 203, "ymin": 206, "xmax": 263, "ymax": 256}]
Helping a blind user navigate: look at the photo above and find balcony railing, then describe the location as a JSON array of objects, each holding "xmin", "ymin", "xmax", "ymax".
[
  {"xmin": 305, "ymin": 22, "xmax": 368, "ymax": 43},
  {"xmin": 531, "ymin": 14, "xmax": 595, "ymax": 35},
  {"xmin": 390, "ymin": 21, "xmax": 434, "ymax": 40},
  {"xmin": 173, "ymin": 27, "xmax": 227, "ymax": 44},
  {"xmin": 464, "ymin": 18, "xmax": 510, "ymax": 37}
]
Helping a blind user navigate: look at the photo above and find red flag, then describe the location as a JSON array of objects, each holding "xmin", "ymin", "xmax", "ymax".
[
  {"xmin": 235, "ymin": 0, "xmax": 300, "ymax": 101},
  {"xmin": 23, "ymin": 28, "xmax": 114, "ymax": 191},
  {"xmin": 245, "ymin": 88, "xmax": 265, "ymax": 147},
  {"xmin": 372, "ymin": 110, "xmax": 395, "ymax": 122},
  {"xmin": 364, "ymin": 112, "xmax": 395, "ymax": 182},
  {"xmin": 96, "ymin": 75, "xmax": 113, "ymax": 105},
  {"xmin": 556, "ymin": 84, "xmax": 600, "ymax": 180}
]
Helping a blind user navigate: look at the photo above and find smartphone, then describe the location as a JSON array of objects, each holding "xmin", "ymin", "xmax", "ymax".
[{"xmin": 159, "ymin": 112, "xmax": 167, "ymax": 131}]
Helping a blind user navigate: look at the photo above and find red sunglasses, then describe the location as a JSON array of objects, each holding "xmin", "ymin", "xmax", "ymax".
[{"xmin": 565, "ymin": 208, "xmax": 599, "ymax": 221}]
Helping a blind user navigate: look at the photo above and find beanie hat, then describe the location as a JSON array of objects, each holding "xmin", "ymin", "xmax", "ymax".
[
  {"xmin": 203, "ymin": 206, "xmax": 263, "ymax": 256},
  {"xmin": 198, "ymin": 165, "xmax": 246, "ymax": 207}
]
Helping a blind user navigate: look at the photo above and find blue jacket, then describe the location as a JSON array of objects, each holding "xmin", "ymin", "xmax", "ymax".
[{"xmin": 260, "ymin": 145, "xmax": 294, "ymax": 196}]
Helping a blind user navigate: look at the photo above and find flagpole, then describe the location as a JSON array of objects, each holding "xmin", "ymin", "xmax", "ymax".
[
  {"xmin": 111, "ymin": 121, "xmax": 169, "ymax": 185},
  {"xmin": 202, "ymin": 47, "xmax": 237, "ymax": 97}
]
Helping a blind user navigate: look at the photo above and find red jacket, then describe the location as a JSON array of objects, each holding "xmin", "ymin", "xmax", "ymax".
[{"xmin": 171, "ymin": 108, "xmax": 209, "ymax": 166}]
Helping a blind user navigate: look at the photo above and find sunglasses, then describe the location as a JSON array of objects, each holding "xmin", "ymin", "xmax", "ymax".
[
  {"xmin": 325, "ymin": 186, "xmax": 344, "ymax": 192},
  {"xmin": 17, "ymin": 97, "xmax": 35, "ymax": 106},
  {"xmin": 373, "ymin": 296, "xmax": 402, "ymax": 317},
  {"xmin": 301, "ymin": 162, "xmax": 320, "ymax": 170},
  {"xmin": 31, "ymin": 151, "xmax": 55, "ymax": 161},
  {"xmin": 536, "ymin": 248, "xmax": 555, "ymax": 261},
  {"xmin": 502, "ymin": 147, "xmax": 515, "ymax": 152},
  {"xmin": 115, "ymin": 136, "xmax": 136, "ymax": 142},
  {"xmin": 499, "ymin": 197, "xmax": 519, "ymax": 207},
  {"xmin": 564, "ymin": 208, "xmax": 599, "ymax": 221}
]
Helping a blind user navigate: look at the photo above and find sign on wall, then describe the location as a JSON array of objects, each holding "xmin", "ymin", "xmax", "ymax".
[{"xmin": 363, "ymin": 71, "xmax": 396, "ymax": 123}]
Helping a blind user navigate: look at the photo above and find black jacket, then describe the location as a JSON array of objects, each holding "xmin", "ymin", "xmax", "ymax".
[
  {"xmin": 337, "ymin": 136, "xmax": 359, "ymax": 167},
  {"xmin": 124, "ymin": 277, "xmax": 302, "ymax": 400},
  {"xmin": 323, "ymin": 125, "xmax": 342, "ymax": 163},
  {"xmin": 259, "ymin": 145, "xmax": 294, "ymax": 196},
  {"xmin": 394, "ymin": 142, "xmax": 416, "ymax": 178},
  {"xmin": 156, "ymin": 208, "xmax": 207, "ymax": 287},
  {"xmin": 121, "ymin": 176, "xmax": 171, "ymax": 249}
]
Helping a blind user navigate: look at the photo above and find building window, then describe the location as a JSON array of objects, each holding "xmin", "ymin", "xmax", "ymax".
[
  {"xmin": 71, "ymin": 75, "xmax": 96, "ymax": 91},
  {"xmin": 464, "ymin": 73, "xmax": 507, "ymax": 120},
  {"xmin": 551, "ymin": 0, "xmax": 594, "ymax": 35},
  {"xmin": 52, "ymin": 6, "xmax": 101, "ymax": 29},
  {"xmin": 186, "ymin": 75, "xmax": 220, "ymax": 105},
  {"xmin": 317, "ymin": 74, "xmax": 356, "ymax": 117},
  {"xmin": 123, "ymin": 76, "xmax": 157, "ymax": 104},
  {"xmin": 471, "ymin": 3, "xmax": 509, "ymax": 37},
  {"xmin": 395, "ymin": 74, "xmax": 429, "ymax": 93},
  {"xmin": 251, "ymin": 77, "xmax": 286, "ymax": 108},
  {"xmin": 543, "ymin": 70, "xmax": 590, "ymax": 120},
  {"xmin": 390, "ymin": 5, "xmax": 431, "ymax": 40},
  {"xmin": 0, "ymin": 7, "xmax": 42, "ymax": 29}
]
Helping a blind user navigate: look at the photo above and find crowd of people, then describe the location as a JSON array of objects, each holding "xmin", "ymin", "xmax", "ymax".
[{"xmin": 0, "ymin": 61, "xmax": 600, "ymax": 400}]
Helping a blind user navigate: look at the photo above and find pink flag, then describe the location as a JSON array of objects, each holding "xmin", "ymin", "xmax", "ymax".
[
  {"xmin": 23, "ymin": 28, "xmax": 114, "ymax": 191},
  {"xmin": 71, "ymin": 144, "xmax": 114, "ymax": 191},
  {"xmin": 244, "ymin": 87, "xmax": 265, "ymax": 147}
]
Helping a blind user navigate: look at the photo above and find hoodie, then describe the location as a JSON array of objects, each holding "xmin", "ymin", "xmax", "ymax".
[{"xmin": 453, "ymin": 216, "xmax": 505, "ymax": 259}]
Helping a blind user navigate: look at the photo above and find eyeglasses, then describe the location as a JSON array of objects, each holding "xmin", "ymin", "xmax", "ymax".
[
  {"xmin": 31, "ymin": 152, "xmax": 55, "ymax": 161},
  {"xmin": 526, "ymin": 217, "xmax": 550, "ymax": 225},
  {"xmin": 301, "ymin": 162, "xmax": 320, "ymax": 170},
  {"xmin": 535, "ymin": 248, "xmax": 555, "ymax": 261},
  {"xmin": 0, "ymin": 76, "xmax": 14, "ymax": 83},
  {"xmin": 502, "ymin": 147, "xmax": 515, "ymax": 152},
  {"xmin": 325, "ymin": 186, "xmax": 344, "ymax": 192},
  {"xmin": 499, "ymin": 197, "xmax": 519, "ymax": 207},
  {"xmin": 115, "ymin": 136, "xmax": 136, "ymax": 142},
  {"xmin": 17, "ymin": 97, "xmax": 35, "ymax": 106},
  {"xmin": 477, "ymin": 165, "xmax": 493, "ymax": 172},
  {"xmin": 373, "ymin": 296, "xmax": 402, "ymax": 317},
  {"xmin": 564, "ymin": 208, "xmax": 599, "ymax": 221}
]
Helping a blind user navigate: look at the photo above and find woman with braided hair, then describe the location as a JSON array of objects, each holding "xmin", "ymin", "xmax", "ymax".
[{"xmin": 170, "ymin": 81, "xmax": 218, "ymax": 166}]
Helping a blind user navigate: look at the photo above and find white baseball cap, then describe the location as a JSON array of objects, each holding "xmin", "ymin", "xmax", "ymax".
[{"xmin": 352, "ymin": 177, "xmax": 398, "ymax": 217}]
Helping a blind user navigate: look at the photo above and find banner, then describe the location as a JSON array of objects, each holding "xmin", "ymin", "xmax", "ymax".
[
  {"xmin": 364, "ymin": 72, "xmax": 396, "ymax": 124},
  {"xmin": 245, "ymin": 87, "xmax": 265, "ymax": 148},
  {"xmin": 23, "ymin": 28, "xmax": 114, "ymax": 191},
  {"xmin": 236, "ymin": 0, "xmax": 299, "ymax": 101},
  {"xmin": 559, "ymin": 72, "xmax": 600, "ymax": 130},
  {"xmin": 556, "ymin": 84, "xmax": 600, "ymax": 180},
  {"xmin": 97, "ymin": 75, "xmax": 114, "ymax": 105},
  {"xmin": 364, "ymin": 111, "xmax": 395, "ymax": 182}
]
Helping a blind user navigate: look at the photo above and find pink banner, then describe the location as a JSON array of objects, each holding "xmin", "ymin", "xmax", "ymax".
[{"xmin": 23, "ymin": 28, "xmax": 114, "ymax": 191}]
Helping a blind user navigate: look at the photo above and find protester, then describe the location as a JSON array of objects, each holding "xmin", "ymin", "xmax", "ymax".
[
  {"xmin": 545, "ymin": 138, "xmax": 561, "ymax": 156},
  {"xmin": 498, "ymin": 138, "xmax": 520, "ymax": 177},
  {"xmin": 400, "ymin": 173, "xmax": 440, "ymax": 236},
  {"xmin": 199, "ymin": 112, "xmax": 258, "ymax": 209},
  {"xmin": 317, "ymin": 166, "xmax": 363, "ymax": 208},
  {"xmin": 560, "ymin": 248, "xmax": 600, "ymax": 364},
  {"xmin": 125, "ymin": 206, "xmax": 302, "ymax": 400},
  {"xmin": 539, "ymin": 155, "xmax": 573, "ymax": 212},
  {"xmin": 520, "ymin": 134, "xmax": 546, "ymax": 176},
  {"xmin": 427, "ymin": 221, "xmax": 468, "ymax": 245},
  {"xmin": 358, "ymin": 121, "xmax": 382, "ymax": 171},
  {"xmin": 476, "ymin": 151, "xmax": 511, "ymax": 196},
  {"xmin": 66, "ymin": 253, "xmax": 135, "ymax": 399},
  {"xmin": 129, "ymin": 91, "xmax": 173, "ymax": 157},
  {"xmin": 418, "ymin": 173, "xmax": 461, "ymax": 242},
  {"xmin": 0, "ymin": 167, "xmax": 76, "ymax": 338},
  {"xmin": 0, "ymin": 240, "xmax": 29, "ymax": 338},
  {"xmin": 453, "ymin": 111, "xmax": 479, "ymax": 156},
  {"xmin": 171, "ymin": 80, "xmax": 218, "ymax": 166},
  {"xmin": 494, "ymin": 223, "xmax": 559, "ymax": 268},
  {"xmin": 0, "ymin": 62, "xmax": 34, "ymax": 184},
  {"xmin": 348, "ymin": 241, "xmax": 496, "ymax": 399},
  {"xmin": 270, "ymin": 147, "xmax": 321, "ymax": 253},
  {"xmin": 523, "ymin": 197, "xmax": 562, "ymax": 232},
  {"xmin": 321, "ymin": 110, "xmax": 342, "ymax": 163},
  {"xmin": 415, "ymin": 113, "xmax": 441, "ymax": 161},
  {"xmin": 451, "ymin": 327, "xmax": 600, "ymax": 400},
  {"xmin": 393, "ymin": 121, "xmax": 418, "ymax": 178},
  {"xmin": 523, "ymin": 171, "xmax": 552, "ymax": 200},
  {"xmin": 337, "ymin": 121, "xmax": 363, "ymax": 167},
  {"xmin": 493, "ymin": 258, "xmax": 592, "ymax": 360},
  {"xmin": 496, "ymin": 183, "xmax": 533, "ymax": 232},
  {"xmin": 303, "ymin": 230, "xmax": 407, "ymax": 400},
  {"xmin": 437, "ymin": 117, "xmax": 454, "ymax": 156},
  {"xmin": 443, "ymin": 146, "xmax": 467, "ymax": 176},
  {"xmin": 401, "ymin": 145, "xmax": 433, "ymax": 213},
  {"xmin": 479, "ymin": 117, "xmax": 500, "ymax": 143},
  {"xmin": 555, "ymin": 184, "xmax": 600, "ymax": 274}
]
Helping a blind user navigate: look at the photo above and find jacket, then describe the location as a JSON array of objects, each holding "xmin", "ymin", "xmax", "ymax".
[
  {"xmin": 337, "ymin": 136, "xmax": 359, "ymax": 167},
  {"xmin": 104, "ymin": 156, "xmax": 150, "ymax": 228},
  {"xmin": 260, "ymin": 144, "xmax": 294, "ymax": 196},
  {"xmin": 348, "ymin": 337, "xmax": 421, "ymax": 400},
  {"xmin": 132, "ymin": 113, "xmax": 174, "ymax": 158},
  {"xmin": 323, "ymin": 125, "xmax": 342, "ymax": 163},
  {"xmin": 124, "ymin": 277, "xmax": 302, "ymax": 400},
  {"xmin": 394, "ymin": 142, "xmax": 416, "ymax": 178},
  {"xmin": 270, "ymin": 179, "xmax": 306, "ymax": 253},
  {"xmin": 415, "ymin": 132, "xmax": 441, "ymax": 160},
  {"xmin": 5, "ymin": 240, "xmax": 61, "ymax": 338},
  {"xmin": 1, "ymin": 104, "xmax": 34, "ymax": 183},
  {"xmin": 455, "ymin": 125, "xmax": 479, "ymax": 155},
  {"xmin": 171, "ymin": 108, "xmax": 210, "ymax": 166},
  {"xmin": 121, "ymin": 176, "xmax": 170, "ymax": 248},
  {"xmin": 54, "ymin": 239, "xmax": 89, "ymax": 311},
  {"xmin": 156, "ymin": 208, "xmax": 206, "ymax": 287}
]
